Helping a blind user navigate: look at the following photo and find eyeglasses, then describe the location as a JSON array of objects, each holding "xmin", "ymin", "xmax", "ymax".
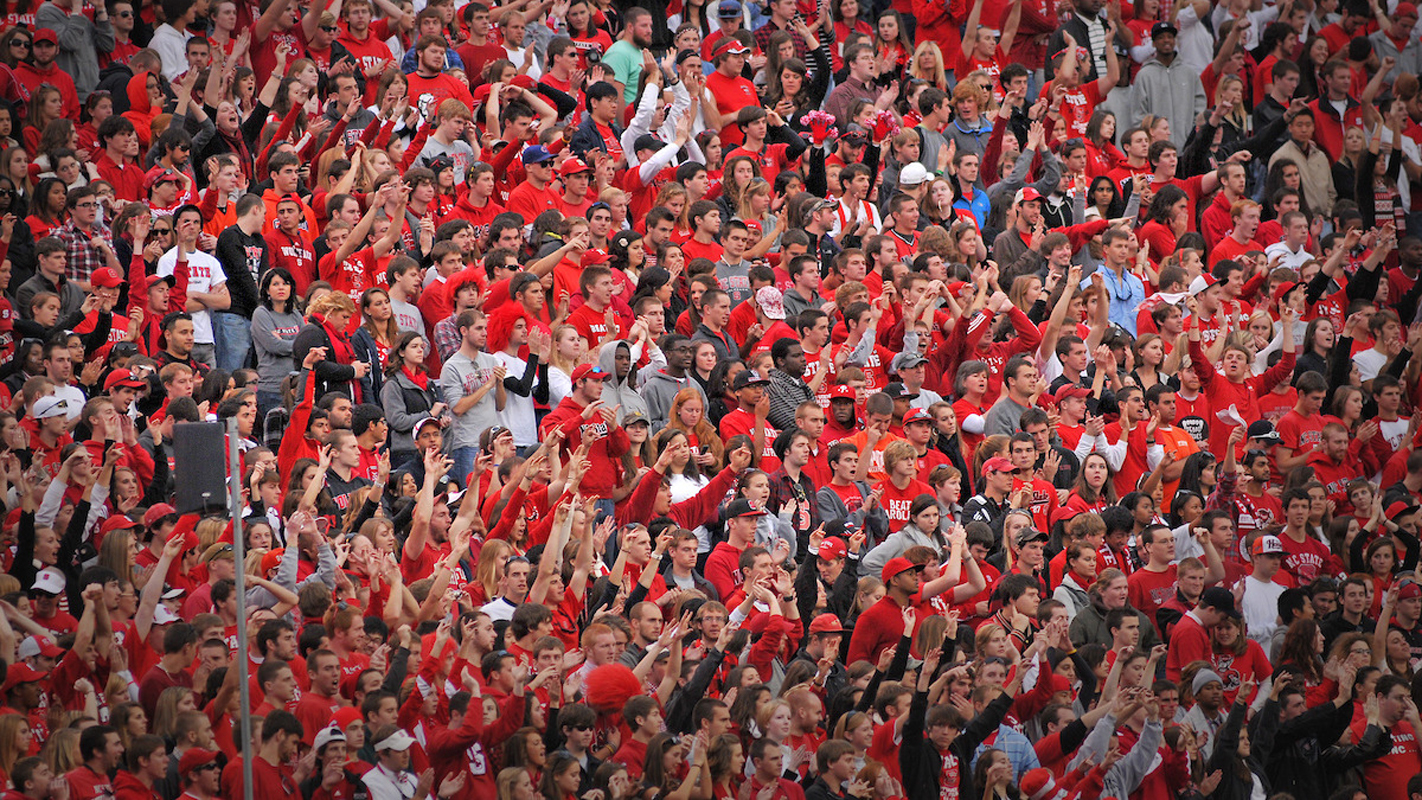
[
  {"xmin": 320, "ymin": 24, "xmax": 337, "ymax": 31},
  {"xmin": 10, "ymin": 40, "xmax": 29, "ymax": 48},
  {"xmin": 116, "ymin": 10, "xmax": 133, "ymax": 16},
  {"xmin": 569, "ymin": 724, "xmax": 593, "ymax": 731},
  {"xmin": 74, "ymin": 202, "xmax": 97, "ymax": 209},
  {"xmin": 153, "ymin": 227, "xmax": 172, "ymax": 235}
]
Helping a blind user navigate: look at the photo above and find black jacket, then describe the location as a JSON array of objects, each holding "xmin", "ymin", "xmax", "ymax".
[
  {"xmin": 292, "ymin": 320, "xmax": 367, "ymax": 404},
  {"xmin": 900, "ymin": 688, "xmax": 1013, "ymax": 800},
  {"xmin": 1265, "ymin": 695, "xmax": 1388, "ymax": 800}
]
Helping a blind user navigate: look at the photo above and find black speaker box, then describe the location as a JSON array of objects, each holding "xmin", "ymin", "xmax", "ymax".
[{"xmin": 172, "ymin": 421, "xmax": 230, "ymax": 515}]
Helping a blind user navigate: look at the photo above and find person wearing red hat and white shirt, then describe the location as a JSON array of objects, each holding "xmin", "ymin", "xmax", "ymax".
[
  {"xmin": 705, "ymin": 39, "xmax": 757, "ymax": 147},
  {"xmin": 1240, "ymin": 534, "xmax": 1291, "ymax": 649}
]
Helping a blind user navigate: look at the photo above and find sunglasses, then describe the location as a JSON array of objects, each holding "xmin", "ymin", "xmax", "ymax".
[
  {"xmin": 320, "ymin": 24, "xmax": 337, "ymax": 31},
  {"xmin": 10, "ymin": 40, "xmax": 29, "ymax": 48}
]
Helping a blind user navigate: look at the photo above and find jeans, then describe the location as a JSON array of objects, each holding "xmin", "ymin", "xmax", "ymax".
[
  {"xmin": 213, "ymin": 312, "xmax": 252, "ymax": 372},
  {"xmin": 450, "ymin": 446, "xmax": 480, "ymax": 489},
  {"xmin": 191, "ymin": 343, "xmax": 216, "ymax": 370}
]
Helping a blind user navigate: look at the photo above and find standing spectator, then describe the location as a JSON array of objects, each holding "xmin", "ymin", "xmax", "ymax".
[
  {"xmin": 36, "ymin": 0, "xmax": 115, "ymax": 101},
  {"xmin": 439, "ymin": 309, "xmax": 505, "ymax": 485}
]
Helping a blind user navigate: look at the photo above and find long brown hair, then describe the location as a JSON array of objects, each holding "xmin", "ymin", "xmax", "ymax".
[
  {"xmin": 665, "ymin": 387, "xmax": 724, "ymax": 468},
  {"xmin": 360, "ymin": 287, "xmax": 400, "ymax": 346}
]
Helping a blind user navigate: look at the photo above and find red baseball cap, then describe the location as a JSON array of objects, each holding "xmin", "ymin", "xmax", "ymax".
[
  {"xmin": 32, "ymin": 28, "xmax": 57, "ymax": 45},
  {"xmin": 816, "ymin": 537, "xmax": 848, "ymax": 560},
  {"xmin": 1053, "ymin": 384, "xmax": 1091, "ymax": 403},
  {"xmin": 829, "ymin": 384, "xmax": 856, "ymax": 401},
  {"xmin": 103, "ymin": 369, "xmax": 146, "ymax": 391},
  {"xmin": 902, "ymin": 408, "xmax": 933, "ymax": 426},
  {"xmin": 808, "ymin": 613, "xmax": 844, "ymax": 635},
  {"xmin": 570, "ymin": 364, "xmax": 613, "ymax": 382},
  {"xmin": 91, "ymin": 267, "xmax": 123, "ymax": 288},
  {"xmin": 143, "ymin": 503, "xmax": 177, "ymax": 529},
  {"xmin": 1016, "ymin": 187, "xmax": 1044, "ymax": 204},
  {"xmin": 881, "ymin": 557, "xmax": 918, "ymax": 582},
  {"xmin": 713, "ymin": 39, "xmax": 749, "ymax": 59},
  {"xmin": 983, "ymin": 456, "xmax": 1015, "ymax": 475},
  {"xmin": 178, "ymin": 749, "xmax": 219, "ymax": 779}
]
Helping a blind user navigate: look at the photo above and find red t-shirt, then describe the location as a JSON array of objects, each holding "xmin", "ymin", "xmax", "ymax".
[
  {"xmin": 876, "ymin": 478, "xmax": 933, "ymax": 533},
  {"xmin": 719, "ymin": 409, "xmax": 781, "ymax": 472},
  {"xmin": 408, "ymin": 71, "xmax": 476, "ymax": 118},
  {"xmin": 319, "ymin": 246, "xmax": 385, "ymax": 301},
  {"xmin": 705, "ymin": 71, "xmax": 759, "ymax": 147},
  {"xmin": 1128, "ymin": 564, "xmax": 1177, "ymax": 631},
  {"xmin": 1351, "ymin": 718, "xmax": 1422, "ymax": 799},
  {"xmin": 1041, "ymin": 79, "xmax": 1103, "ymax": 138}
]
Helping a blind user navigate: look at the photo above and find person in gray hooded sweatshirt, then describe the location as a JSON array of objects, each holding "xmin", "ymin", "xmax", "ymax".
[
  {"xmin": 641, "ymin": 333, "xmax": 707, "ymax": 433},
  {"xmin": 1067, "ymin": 693, "xmax": 1166, "ymax": 799},
  {"xmin": 597, "ymin": 334, "xmax": 665, "ymax": 424}
]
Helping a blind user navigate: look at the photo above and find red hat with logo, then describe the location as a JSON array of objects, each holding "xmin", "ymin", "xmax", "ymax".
[
  {"xmin": 816, "ymin": 537, "xmax": 848, "ymax": 560},
  {"xmin": 1053, "ymin": 384, "xmax": 1091, "ymax": 403},
  {"xmin": 104, "ymin": 369, "xmax": 147, "ymax": 391},
  {"xmin": 808, "ymin": 613, "xmax": 844, "ymax": 635},
  {"xmin": 91, "ymin": 267, "xmax": 124, "ymax": 288},
  {"xmin": 829, "ymin": 384, "xmax": 856, "ymax": 401}
]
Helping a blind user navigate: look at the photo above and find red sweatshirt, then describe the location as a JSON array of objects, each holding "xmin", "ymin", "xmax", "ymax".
[{"xmin": 538, "ymin": 396, "xmax": 631, "ymax": 499}]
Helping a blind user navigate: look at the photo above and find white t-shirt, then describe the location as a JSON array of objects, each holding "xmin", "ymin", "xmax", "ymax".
[
  {"xmin": 157, "ymin": 247, "xmax": 226, "ymax": 345},
  {"xmin": 493, "ymin": 351, "xmax": 540, "ymax": 447},
  {"xmin": 1241, "ymin": 574, "xmax": 1287, "ymax": 649},
  {"xmin": 1354, "ymin": 348, "xmax": 1388, "ymax": 382}
]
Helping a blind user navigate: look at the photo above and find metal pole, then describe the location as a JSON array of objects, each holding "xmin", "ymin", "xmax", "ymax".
[{"xmin": 227, "ymin": 417, "xmax": 253, "ymax": 800}]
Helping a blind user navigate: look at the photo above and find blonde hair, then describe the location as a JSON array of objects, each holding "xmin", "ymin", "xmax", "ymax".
[
  {"xmin": 42, "ymin": 727, "xmax": 81, "ymax": 776},
  {"xmin": 308, "ymin": 291, "xmax": 357, "ymax": 318},
  {"xmin": 909, "ymin": 41, "xmax": 948, "ymax": 90}
]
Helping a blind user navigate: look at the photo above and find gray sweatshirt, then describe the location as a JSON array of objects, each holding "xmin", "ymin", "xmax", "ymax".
[{"xmin": 250, "ymin": 306, "xmax": 304, "ymax": 393}]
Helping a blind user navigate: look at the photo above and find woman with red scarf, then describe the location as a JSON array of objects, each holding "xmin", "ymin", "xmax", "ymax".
[
  {"xmin": 291, "ymin": 291, "xmax": 373, "ymax": 405},
  {"xmin": 380, "ymin": 330, "xmax": 446, "ymax": 470}
]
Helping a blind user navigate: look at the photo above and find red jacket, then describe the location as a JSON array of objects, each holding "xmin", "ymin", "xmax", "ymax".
[
  {"xmin": 112, "ymin": 770, "xmax": 162, "ymax": 800},
  {"xmin": 1166, "ymin": 612, "xmax": 1211, "ymax": 681},
  {"xmin": 427, "ymin": 692, "xmax": 525, "ymax": 800},
  {"xmin": 538, "ymin": 396, "xmax": 630, "ymax": 499}
]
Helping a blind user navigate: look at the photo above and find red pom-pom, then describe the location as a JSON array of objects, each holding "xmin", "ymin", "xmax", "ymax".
[{"xmin": 584, "ymin": 663, "xmax": 642, "ymax": 713}]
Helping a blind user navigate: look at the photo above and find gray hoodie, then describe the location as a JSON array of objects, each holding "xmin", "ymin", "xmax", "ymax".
[
  {"xmin": 859, "ymin": 523, "xmax": 949, "ymax": 579},
  {"xmin": 597, "ymin": 340, "xmax": 665, "ymax": 423},
  {"xmin": 1069, "ymin": 713, "xmax": 1164, "ymax": 799},
  {"xmin": 641, "ymin": 369, "xmax": 707, "ymax": 433}
]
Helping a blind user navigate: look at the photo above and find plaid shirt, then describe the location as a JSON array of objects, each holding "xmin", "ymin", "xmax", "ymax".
[
  {"xmin": 433, "ymin": 314, "xmax": 463, "ymax": 362},
  {"xmin": 55, "ymin": 220, "xmax": 112, "ymax": 284},
  {"xmin": 767, "ymin": 466, "xmax": 820, "ymax": 542}
]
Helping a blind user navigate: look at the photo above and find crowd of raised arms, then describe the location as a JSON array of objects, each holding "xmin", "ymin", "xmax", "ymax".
[{"xmin": 6, "ymin": 0, "xmax": 1422, "ymax": 797}]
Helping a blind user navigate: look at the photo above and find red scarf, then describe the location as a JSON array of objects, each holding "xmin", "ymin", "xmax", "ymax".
[
  {"xmin": 314, "ymin": 312, "xmax": 362, "ymax": 402},
  {"xmin": 402, "ymin": 365, "xmax": 429, "ymax": 390}
]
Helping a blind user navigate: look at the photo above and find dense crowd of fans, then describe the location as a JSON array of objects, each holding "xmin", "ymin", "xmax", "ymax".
[{"xmin": 2, "ymin": 0, "xmax": 1422, "ymax": 798}]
